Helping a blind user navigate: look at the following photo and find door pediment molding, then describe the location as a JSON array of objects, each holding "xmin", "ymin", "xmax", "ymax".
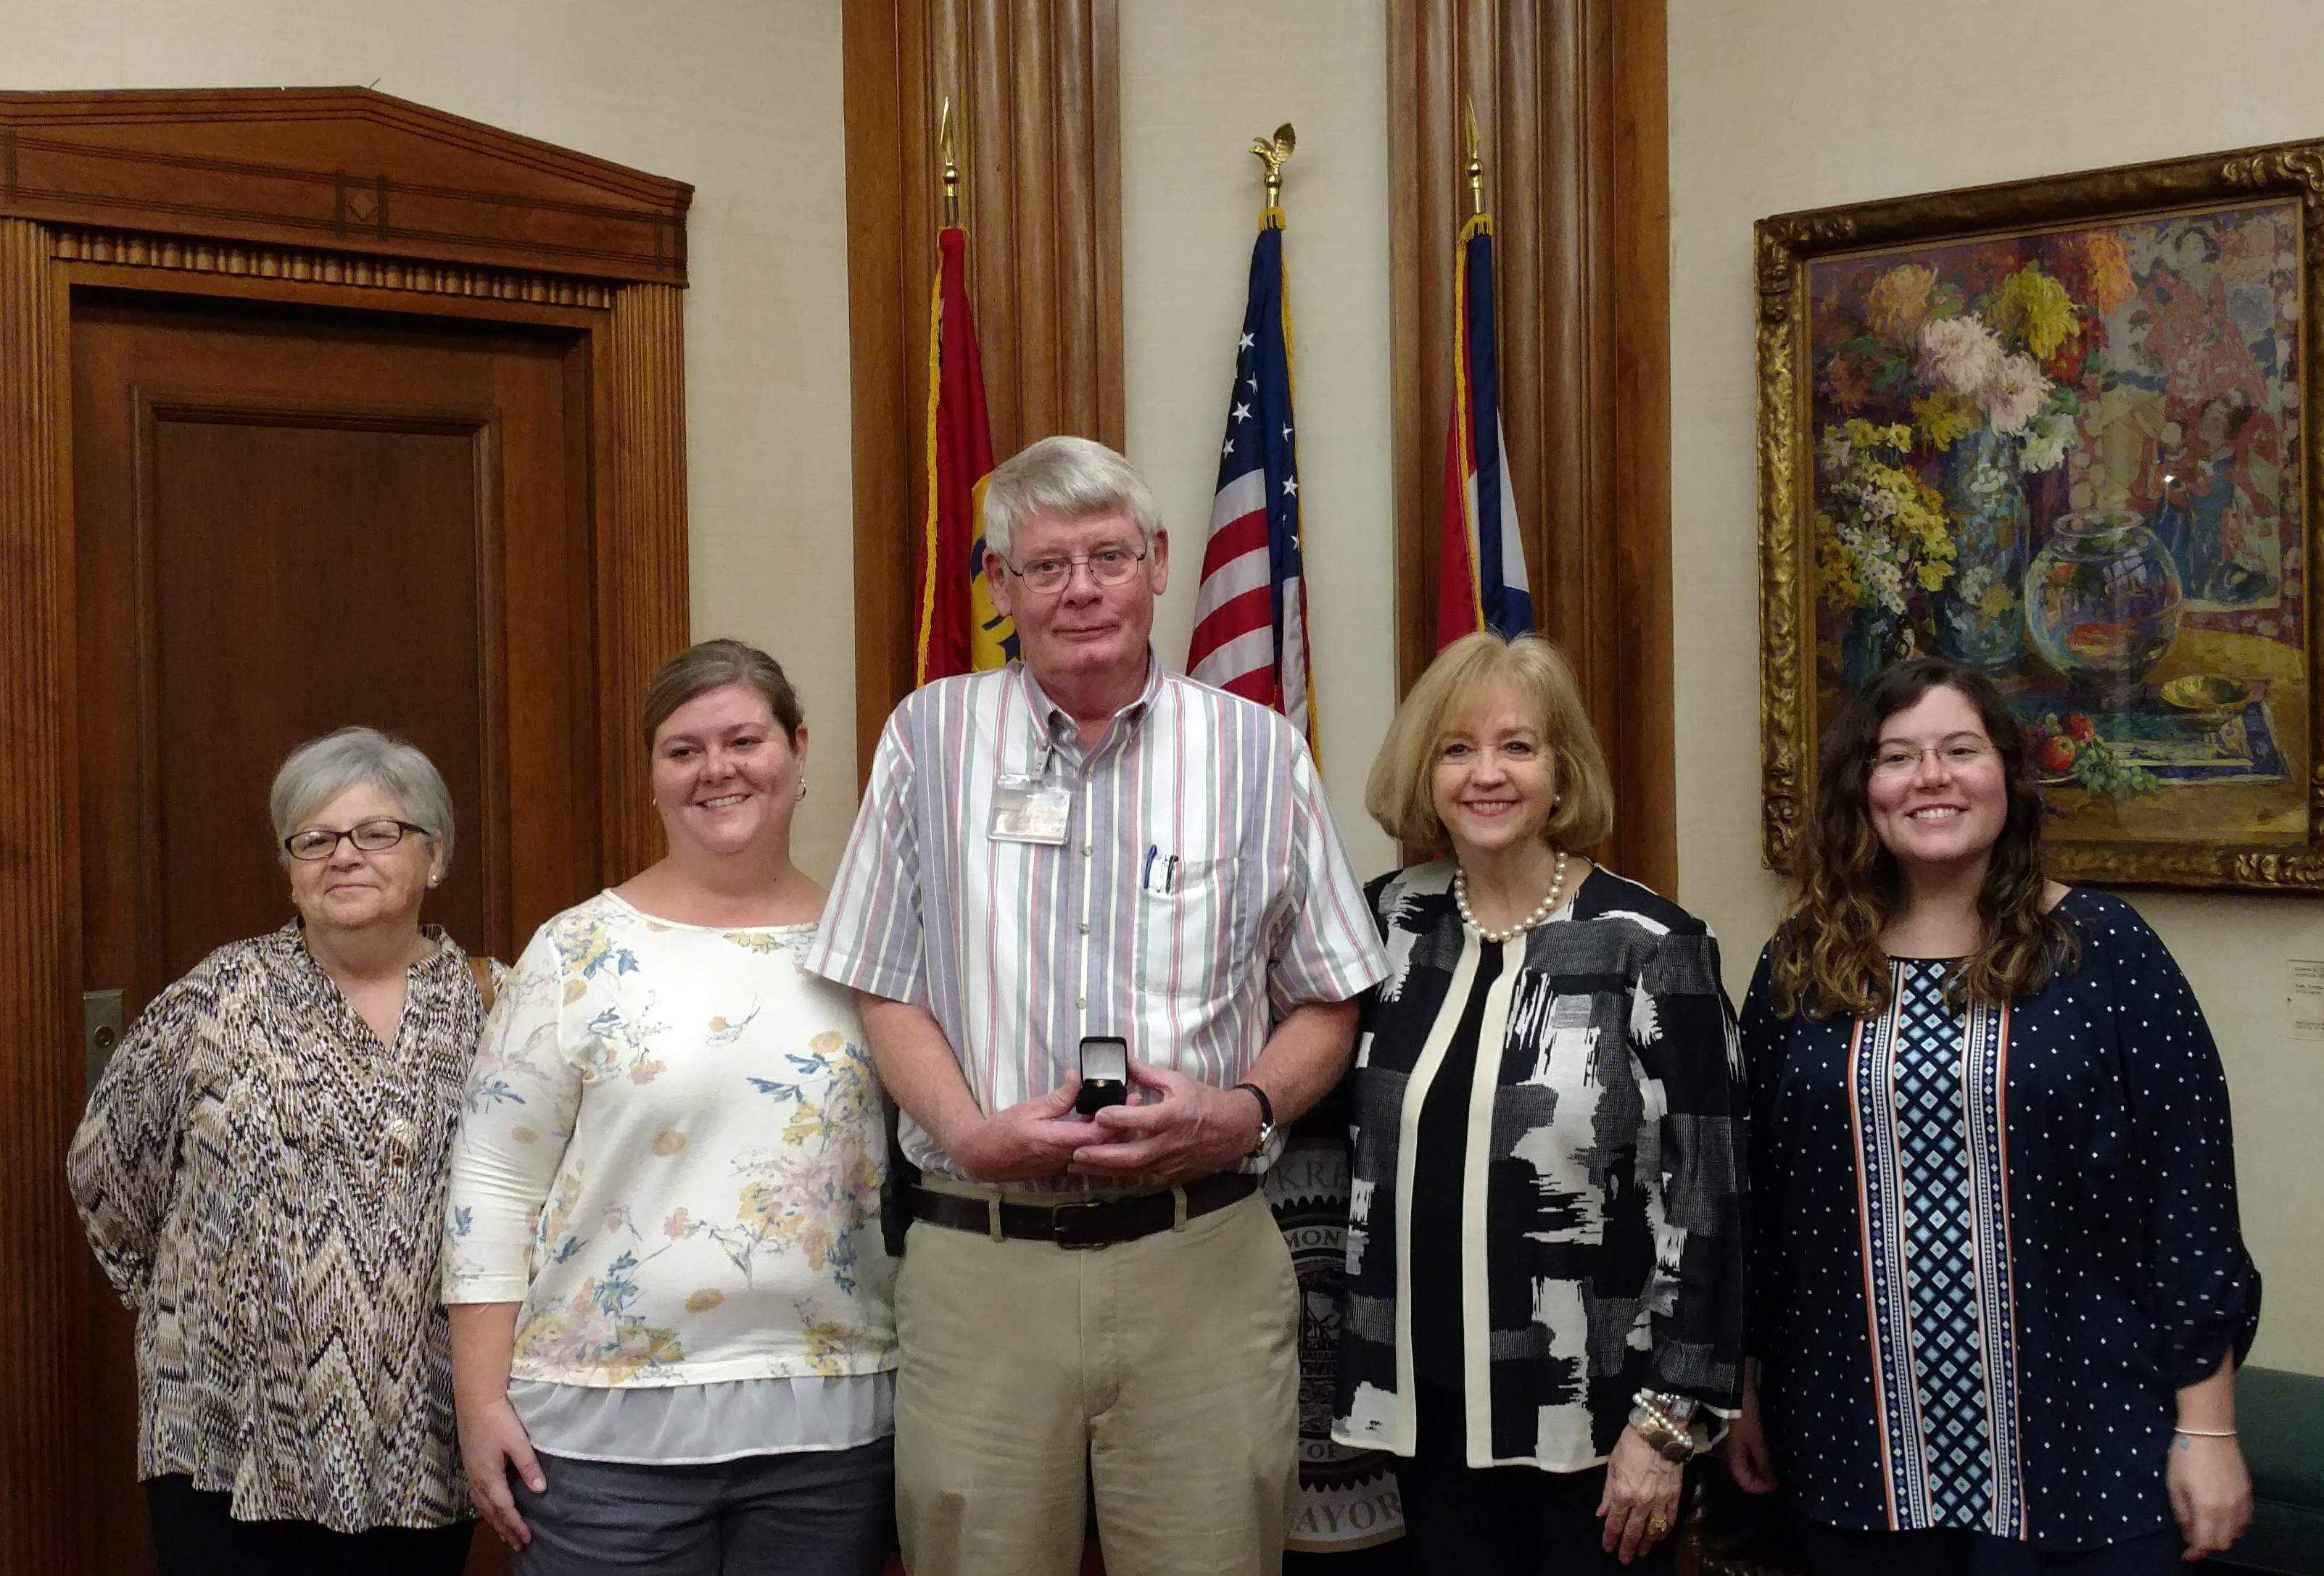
[{"xmin": 0, "ymin": 87, "xmax": 692, "ymax": 284}]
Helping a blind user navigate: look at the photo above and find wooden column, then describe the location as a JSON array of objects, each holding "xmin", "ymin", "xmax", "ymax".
[
  {"xmin": 842, "ymin": 0, "xmax": 1124, "ymax": 771},
  {"xmin": 0, "ymin": 214, "xmax": 86, "ymax": 1576},
  {"xmin": 600, "ymin": 281, "xmax": 691, "ymax": 877},
  {"xmin": 1390, "ymin": 0, "xmax": 1675, "ymax": 897}
]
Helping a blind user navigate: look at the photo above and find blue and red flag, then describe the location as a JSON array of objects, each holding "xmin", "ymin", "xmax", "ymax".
[
  {"xmin": 1436, "ymin": 212, "xmax": 1533, "ymax": 647},
  {"xmin": 1188, "ymin": 208, "xmax": 1315, "ymax": 752}
]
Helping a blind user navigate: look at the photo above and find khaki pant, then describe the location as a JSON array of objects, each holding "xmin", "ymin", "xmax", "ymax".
[{"xmin": 893, "ymin": 1187, "xmax": 1300, "ymax": 1576}]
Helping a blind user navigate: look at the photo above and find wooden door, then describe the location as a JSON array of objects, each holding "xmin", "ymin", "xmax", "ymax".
[{"xmin": 71, "ymin": 288, "xmax": 602, "ymax": 1572}]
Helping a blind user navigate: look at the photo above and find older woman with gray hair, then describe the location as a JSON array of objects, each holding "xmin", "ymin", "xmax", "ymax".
[{"xmin": 69, "ymin": 726, "xmax": 487, "ymax": 1576}]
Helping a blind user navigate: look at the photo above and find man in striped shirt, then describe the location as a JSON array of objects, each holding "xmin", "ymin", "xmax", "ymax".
[{"xmin": 807, "ymin": 436, "xmax": 1386, "ymax": 1576}]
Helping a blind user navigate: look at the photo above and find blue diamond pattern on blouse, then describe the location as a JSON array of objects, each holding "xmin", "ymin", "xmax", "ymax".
[{"xmin": 1892, "ymin": 963, "xmax": 1993, "ymax": 1526}]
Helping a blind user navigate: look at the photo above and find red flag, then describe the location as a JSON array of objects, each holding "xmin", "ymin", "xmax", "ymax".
[{"xmin": 917, "ymin": 226, "xmax": 1009, "ymax": 684}]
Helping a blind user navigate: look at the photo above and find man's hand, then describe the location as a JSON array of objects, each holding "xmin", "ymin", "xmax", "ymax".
[
  {"xmin": 948, "ymin": 1080, "xmax": 1096, "ymax": 1184},
  {"xmin": 1070, "ymin": 1059, "xmax": 1261, "ymax": 1185}
]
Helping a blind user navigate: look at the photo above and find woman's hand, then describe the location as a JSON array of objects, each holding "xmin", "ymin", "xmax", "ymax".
[
  {"xmin": 458, "ymin": 1393, "xmax": 545, "ymax": 1551},
  {"xmin": 1598, "ymin": 1427, "xmax": 1684, "ymax": 1564},
  {"xmin": 1726, "ymin": 1364, "xmax": 1779, "ymax": 1495},
  {"xmin": 450, "ymin": 1301, "xmax": 539, "ymax": 1551},
  {"xmin": 2168, "ymin": 1433, "xmax": 2251, "ymax": 1561}
]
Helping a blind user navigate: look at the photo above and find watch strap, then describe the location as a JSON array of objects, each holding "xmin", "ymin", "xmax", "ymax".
[{"xmin": 1231, "ymin": 1081, "xmax": 1275, "ymax": 1146}]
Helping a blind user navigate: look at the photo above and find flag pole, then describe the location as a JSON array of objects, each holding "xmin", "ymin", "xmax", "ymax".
[
  {"xmin": 938, "ymin": 97, "xmax": 960, "ymax": 228},
  {"xmin": 1249, "ymin": 122, "xmax": 1295, "ymax": 215},
  {"xmin": 1463, "ymin": 95, "xmax": 1484, "ymax": 216}
]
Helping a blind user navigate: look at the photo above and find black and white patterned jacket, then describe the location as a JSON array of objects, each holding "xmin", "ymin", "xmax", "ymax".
[{"xmin": 1331, "ymin": 862, "xmax": 1748, "ymax": 1468}]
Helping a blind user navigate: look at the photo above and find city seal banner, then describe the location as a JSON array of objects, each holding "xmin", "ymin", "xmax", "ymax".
[{"xmin": 1265, "ymin": 1125, "xmax": 1404, "ymax": 1552}]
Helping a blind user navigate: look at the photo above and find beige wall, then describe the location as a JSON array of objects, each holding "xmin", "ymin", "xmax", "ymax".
[
  {"xmin": 0, "ymin": 0, "xmax": 866, "ymax": 871},
  {"xmin": 1120, "ymin": 0, "xmax": 1399, "ymax": 879},
  {"xmin": 1669, "ymin": 0, "xmax": 2324, "ymax": 1372},
  {"xmin": 15, "ymin": 0, "xmax": 2310, "ymax": 1370}
]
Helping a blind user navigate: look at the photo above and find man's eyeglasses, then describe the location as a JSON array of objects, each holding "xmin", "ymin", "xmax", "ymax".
[
  {"xmin": 284, "ymin": 818, "xmax": 434, "ymax": 861},
  {"xmin": 1000, "ymin": 544, "xmax": 1149, "ymax": 596},
  {"xmin": 1869, "ymin": 740, "xmax": 1998, "ymax": 778}
]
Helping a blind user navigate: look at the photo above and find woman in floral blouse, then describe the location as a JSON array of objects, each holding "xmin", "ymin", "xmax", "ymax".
[{"xmin": 446, "ymin": 640, "xmax": 896, "ymax": 1576}]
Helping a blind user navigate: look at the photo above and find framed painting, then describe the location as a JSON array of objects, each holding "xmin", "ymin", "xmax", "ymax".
[{"xmin": 1757, "ymin": 141, "xmax": 2324, "ymax": 890}]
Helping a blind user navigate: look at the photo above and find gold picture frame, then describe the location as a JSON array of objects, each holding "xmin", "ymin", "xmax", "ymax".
[{"xmin": 1758, "ymin": 141, "xmax": 2324, "ymax": 890}]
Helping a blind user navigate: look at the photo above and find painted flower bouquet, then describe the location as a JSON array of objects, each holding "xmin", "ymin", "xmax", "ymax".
[{"xmin": 1811, "ymin": 233, "xmax": 2136, "ymax": 687}]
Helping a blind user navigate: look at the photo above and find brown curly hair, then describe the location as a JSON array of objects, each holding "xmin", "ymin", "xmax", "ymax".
[{"xmin": 1771, "ymin": 657, "xmax": 2077, "ymax": 1019}]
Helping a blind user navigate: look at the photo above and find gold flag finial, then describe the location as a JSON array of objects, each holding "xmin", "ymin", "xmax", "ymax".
[
  {"xmin": 1249, "ymin": 123, "xmax": 1296, "ymax": 212},
  {"xmin": 939, "ymin": 97, "xmax": 961, "ymax": 228},
  {"xmin": 1464, "ymin": 96, "xmax": 1483, "ymax": 216}
]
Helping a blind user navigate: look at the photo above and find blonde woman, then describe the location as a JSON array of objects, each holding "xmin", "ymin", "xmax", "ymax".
[
  {"xmin": 446, "ymin": 640, "xmax": 896, "ymax": 1576},
  {"xmin": 1333, "ymin": 632, "xmax": 1748, "ymax": 1572}
]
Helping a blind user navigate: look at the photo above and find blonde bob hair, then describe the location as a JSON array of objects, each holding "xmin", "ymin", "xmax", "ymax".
[{"xmin": 1364, "ymin": 631, "xmax": 1613, "ymax": 856}]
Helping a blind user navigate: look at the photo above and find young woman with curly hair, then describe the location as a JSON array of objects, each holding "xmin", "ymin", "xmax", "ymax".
[{"xmin": 1729, "ymin": 657, "xmax": 2261, "ymax": 1574}]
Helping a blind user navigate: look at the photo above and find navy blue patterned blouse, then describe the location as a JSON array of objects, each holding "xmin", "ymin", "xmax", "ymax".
[{"xmin": 1740, "ymin": 888, "xmax": 2260, "ymax": 1551}]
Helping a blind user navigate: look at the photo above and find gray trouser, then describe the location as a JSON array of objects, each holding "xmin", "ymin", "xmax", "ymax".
[{"xmin": 509, "ymin": 1439, "xmax": 893, "ymax": 1576}]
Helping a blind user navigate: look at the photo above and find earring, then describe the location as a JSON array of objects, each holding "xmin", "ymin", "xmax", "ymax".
[{"xmin": 795, "ymin": 776, "xmax": 808, "ymax": 803}]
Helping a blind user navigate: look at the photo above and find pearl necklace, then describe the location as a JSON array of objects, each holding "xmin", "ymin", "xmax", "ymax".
[{"xmin": 1454, "ymin": 850, "xmax": 1571, "ymax": 944}]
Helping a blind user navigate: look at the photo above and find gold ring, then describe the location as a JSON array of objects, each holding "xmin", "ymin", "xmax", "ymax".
[{"xmin": 1649, "ymin": 1516, "xmax": 1669, "ymax": 1533}]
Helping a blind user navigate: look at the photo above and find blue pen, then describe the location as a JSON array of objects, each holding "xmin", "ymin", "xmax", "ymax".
[{"xmin": 1142, "ymin": 844, "xmax": 1159, "ymax": 889}]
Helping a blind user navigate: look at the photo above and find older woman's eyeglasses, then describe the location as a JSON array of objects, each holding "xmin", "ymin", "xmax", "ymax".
[
  {"xmin": 284, "ymin": 818, "xmax": 433, "ymax": 861},
  {"xmin": 1869, "ymin": 739, "xmax": 1998, "ymax": 777},
  {"xmin": 1001, "ymin": 544, "xmax": 1148, "ymax": 596}
]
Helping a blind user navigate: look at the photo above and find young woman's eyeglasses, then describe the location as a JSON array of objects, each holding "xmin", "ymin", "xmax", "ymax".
[
  {"xmin": 283, "ymin": 818, "xmax": 434, "ymax": 860},
  {"xmin": 1001, "ymin": 544, "xmax": 1149, "ymax": 596},
  {"xmin": 1869, "ymin": 739, "xmax": 1998, "ymax": 778}
]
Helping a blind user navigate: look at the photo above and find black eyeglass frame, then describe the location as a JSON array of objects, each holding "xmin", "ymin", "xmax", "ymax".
[{"xmin": 281, "ymin": 818, "xmax": 437, "ymax": 861}]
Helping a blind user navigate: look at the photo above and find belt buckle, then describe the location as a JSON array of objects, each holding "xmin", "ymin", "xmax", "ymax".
[{"xmin": 1050, "ymin": 1200, "xmax": 1112, "ymax": 1250}]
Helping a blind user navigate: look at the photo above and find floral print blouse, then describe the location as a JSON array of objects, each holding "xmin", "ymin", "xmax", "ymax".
[{"xmin": 444, "ymin": 892, "xmax": 897, "ymax": 1393}]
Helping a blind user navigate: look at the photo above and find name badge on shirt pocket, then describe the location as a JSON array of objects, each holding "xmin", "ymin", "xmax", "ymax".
[{"xmin": 989, "ymin": 774, "xmax": 1072, "ymax": 845}]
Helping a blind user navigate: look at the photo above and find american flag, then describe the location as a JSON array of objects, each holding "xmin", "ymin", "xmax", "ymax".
[
  {"xmin": 1188, "ymin": 213, "xmax": 1315, "ymax": 751},
  {"xmin": 1436, "ymin": 212, "xmax": 1534, "ymax": 646}
]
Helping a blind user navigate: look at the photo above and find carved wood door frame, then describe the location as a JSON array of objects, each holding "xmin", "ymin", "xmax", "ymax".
[{"xmin": 0, "ymin": 88, "xmax": 691, "ymax": 1573}]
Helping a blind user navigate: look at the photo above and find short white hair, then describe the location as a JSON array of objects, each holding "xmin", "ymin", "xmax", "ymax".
[
  {"xmin": 268, "ymin": 727, "xmax": 455, "ymax": 866},
  {"xmin": 983, "ymin": 435, "xmax": 1161, "ymax": 563}
]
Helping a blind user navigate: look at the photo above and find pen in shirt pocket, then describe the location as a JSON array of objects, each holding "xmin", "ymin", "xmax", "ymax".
[{"xmin": 1143, "ymin": 844, "xmax": 1158, "ymax": 889}]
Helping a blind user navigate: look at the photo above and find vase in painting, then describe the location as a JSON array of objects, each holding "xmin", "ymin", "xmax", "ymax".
[
  {"xmin": 1934, "ymin": 427, "xmax": 2027, "ymax": 673},
  {"xmin": 1840, "ymin": 603, "xmax": 1906, "ymax": 694},
  {"xmin": 2023, "ymin": 505, "xmax": 2183, "ymax": 712}
]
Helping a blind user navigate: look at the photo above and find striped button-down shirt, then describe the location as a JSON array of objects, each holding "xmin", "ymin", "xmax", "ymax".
[{"xmin": 806, "ymin": 656, "xmax": 1386, "ymax": 1189}]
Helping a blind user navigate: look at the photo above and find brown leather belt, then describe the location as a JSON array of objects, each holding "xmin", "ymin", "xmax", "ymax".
[{"xmin": 910, "ymin": 1172, "xmax": 1257, "ymax": 1249}]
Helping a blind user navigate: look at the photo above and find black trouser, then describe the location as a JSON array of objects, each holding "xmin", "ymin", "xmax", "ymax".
[
  {"xmin": 145, "ymin": 1475, "xmax": 474, "ymax": 1576},
  {"xmin": 1394, "ymin": 1384, "xmax": 1681, "ymax": 1575},
  {"xmin": 1795, "ymin": 1519, "xmax": 2184, "ymax": 1576}
]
